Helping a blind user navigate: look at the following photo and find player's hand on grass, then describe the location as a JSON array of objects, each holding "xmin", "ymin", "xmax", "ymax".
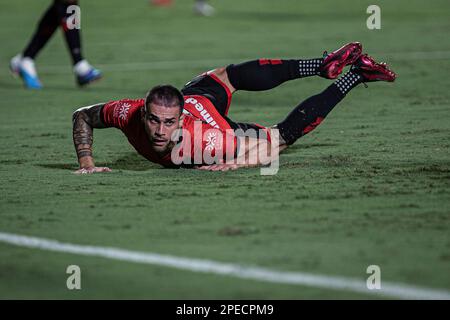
[
  {"xmin": 195, "ymin": 163, "xmax": 240, "ymax": 171},
  {"xmin": 74, "ymin": 167, "xmax": 112, "ymax": 174}
]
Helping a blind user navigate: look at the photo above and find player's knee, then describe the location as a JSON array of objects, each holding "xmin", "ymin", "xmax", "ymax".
[
  {"xmin": 212, "ymin": 67, "xmax": 226, "ymax": 75},
  {"xmin": 211, "ymin": 67, "xmax": 236, "ymax": 93},
  {"xmin": 210, "ymin": 67, "xmax": 227, "ymax": 80}
]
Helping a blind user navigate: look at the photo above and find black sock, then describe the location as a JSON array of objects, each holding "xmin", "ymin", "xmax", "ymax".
[
  {"xmin": 334, "ymin": 70, "xmax": 362, "ymax": 96},
  {"xmin": 23, "ymin": 3, "xmax": 59, "ymax": 59},
  {"xmin": 277, "ymin": 71, "xmax": 362, "ymax": 145},
  {"xmin": 226, "ymin": 58, "xmax": 323, "ymax": 91},
  {"xmin": 54, "ymin": 1, "xmax": 83, "ymax": 65}
]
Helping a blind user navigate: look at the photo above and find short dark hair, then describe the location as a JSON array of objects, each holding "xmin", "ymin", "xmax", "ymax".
[{"xmin": 145, "ymin": 85, "xmax": 184, "ymax": 113}]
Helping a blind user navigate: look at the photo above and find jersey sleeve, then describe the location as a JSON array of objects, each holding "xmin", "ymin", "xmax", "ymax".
[{"xmin": 101, "ymin": 99, "xmax": 144, "ymax": 130}]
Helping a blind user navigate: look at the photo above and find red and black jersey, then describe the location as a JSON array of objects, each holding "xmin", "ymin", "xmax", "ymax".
[
  {"xmin": 101, "ymin": 96, "xmax": 237, "ymax": 167},
  {"xmin": 101, "ymin": 73, "xmax": 271, "ymax": 168}
]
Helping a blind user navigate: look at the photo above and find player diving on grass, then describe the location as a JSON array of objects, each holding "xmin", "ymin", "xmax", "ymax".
[{"xmin": 72, "ymin": 42, "xmax": 396, "ymax": 173}]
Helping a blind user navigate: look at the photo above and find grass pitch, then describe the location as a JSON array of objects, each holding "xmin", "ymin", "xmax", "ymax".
[{"xmin": 0, "ymin": 0, "xmax": 449, "ymax": 299}]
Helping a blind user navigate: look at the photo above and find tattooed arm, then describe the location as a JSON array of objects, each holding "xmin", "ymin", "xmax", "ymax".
[{"xmin": 72, "ymin": 103, "xmax": 111, "ymax": 174}]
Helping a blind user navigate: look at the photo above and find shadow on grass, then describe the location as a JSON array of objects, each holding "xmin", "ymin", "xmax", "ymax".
[
  {"xmin": 282, "ymin": 142, "xmax": 338, "ymax": 154},
  {"xmin": 0, "ymin": 80, "xmax": 25, "ymax": 90},
  {"xmin": 39, "ymin": 143, "xmax": 339, "ymax": 171},
  {"xmin": 37, "ymin": 153, "xmax": 161, "ymax": 172}
]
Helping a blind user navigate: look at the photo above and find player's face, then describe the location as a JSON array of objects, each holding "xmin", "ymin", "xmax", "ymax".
[{"xmin": 143, "ymin": 103, "xmax": 183, "ymax": 154}]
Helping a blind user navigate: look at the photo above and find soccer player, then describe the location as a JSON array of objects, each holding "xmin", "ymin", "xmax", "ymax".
[
  {"xmin": 72, "ymin": 42, "xmax": 396, "ymax": 173},
  {"xmin": 9, "ymin": 0, "xmax": 101, "ymax": 89}
]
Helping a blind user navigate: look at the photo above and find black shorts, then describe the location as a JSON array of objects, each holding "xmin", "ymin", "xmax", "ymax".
[
  {"xmin": 182, "ymin": 73, "xmax": 270, "ymax": 139},
  {"xmin": 182, "ymin": 73, "xmax": 232, "ymax": 116}
]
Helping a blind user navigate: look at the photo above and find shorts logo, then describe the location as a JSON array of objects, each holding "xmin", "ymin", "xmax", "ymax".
[
  {"xmin": 185, "ymin": 97, "xmax": 220, "ymax": 129},
  {"xmin": 117, "ymin": 103, "xmax": 131, "ymax": 120}
]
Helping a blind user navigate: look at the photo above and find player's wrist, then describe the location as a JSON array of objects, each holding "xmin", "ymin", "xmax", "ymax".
[{"xmin": 78, "ymin": 156, "xmax": 95, "ymax": 169}]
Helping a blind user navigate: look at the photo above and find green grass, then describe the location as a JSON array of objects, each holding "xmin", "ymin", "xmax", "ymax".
[{"xmin": 0, "ymin": 0, "xmax": 449, "ymax": 299}]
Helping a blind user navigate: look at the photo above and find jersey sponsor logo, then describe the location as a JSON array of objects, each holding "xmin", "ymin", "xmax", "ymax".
[{"xmin": 185, "ymin": 97, "xmax": 220, "ymax": 129}]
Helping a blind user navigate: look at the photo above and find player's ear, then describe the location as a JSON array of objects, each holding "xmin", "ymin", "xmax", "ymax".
[{"xmin": 178, "ymin": 111, "xmax": 184, "ymax": 125}]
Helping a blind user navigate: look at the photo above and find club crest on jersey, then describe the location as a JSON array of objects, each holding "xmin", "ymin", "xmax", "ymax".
[{"xmin": 205, "ymin": 131, "xmax": 220, "ymax": 151}]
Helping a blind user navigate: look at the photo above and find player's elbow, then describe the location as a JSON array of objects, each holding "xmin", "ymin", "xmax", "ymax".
[
  {"xmin": 72, "ymin": 108, "xmax": 88, "ymax": 126},
  {"xmin": 72, "ymin": 110, "xmax": 80, "ymax": 125},
  {"xmin": 72, "ymin": 109, "xmax": 82, "ymax": 125}
]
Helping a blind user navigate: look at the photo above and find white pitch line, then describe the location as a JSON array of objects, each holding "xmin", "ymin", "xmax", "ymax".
[
  {"xmin": 36, "ymin": 50, "xmax": 450, "ymax": 74},
  {"xmin": 0, "ymin": 231, "xmax": 449, "ymax": 300}
]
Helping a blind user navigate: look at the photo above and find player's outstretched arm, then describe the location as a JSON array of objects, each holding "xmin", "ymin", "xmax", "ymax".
[
  {"xmin": 196, "ymin": 131, "xmax": 288, "ymax": 172},
  {"xmin": 72, "ymin": 103, "xmax": 111, "ymax": 174}
]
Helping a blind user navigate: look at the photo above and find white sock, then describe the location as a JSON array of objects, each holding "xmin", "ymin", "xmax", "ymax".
[
  {"xmin": 10, "ymin": 54, "xmax": 23, "ymax": 72},
  {"xmin": 73, "ymin": 60, "xmax": 92, "ymax": 76},
  {"xmin": 194, "ymin": 1, "xmax": 215, "ymax": 16},
  {"xmin": 20, "ymin": 57, "xmax": 38, "ymax": 77},
  {"xmin": 11, "ymin": 53, "xmax": 22, "ymax": 63}
]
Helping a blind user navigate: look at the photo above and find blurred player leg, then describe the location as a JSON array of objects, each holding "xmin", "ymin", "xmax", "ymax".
[
  {"xmin": 53, "ymin": 0, "xmax": 102, "ymax": 86},
  {"xmin": 194, "ymin": 0, "xmax": 215, "ymax": 16},
  {"xmin": 10, "ymin": 0, "xmax": 101, "ymax": 89},
  {"xmin": 9, "ymin": 2, "xmax": 60, "ymax": 89}
]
